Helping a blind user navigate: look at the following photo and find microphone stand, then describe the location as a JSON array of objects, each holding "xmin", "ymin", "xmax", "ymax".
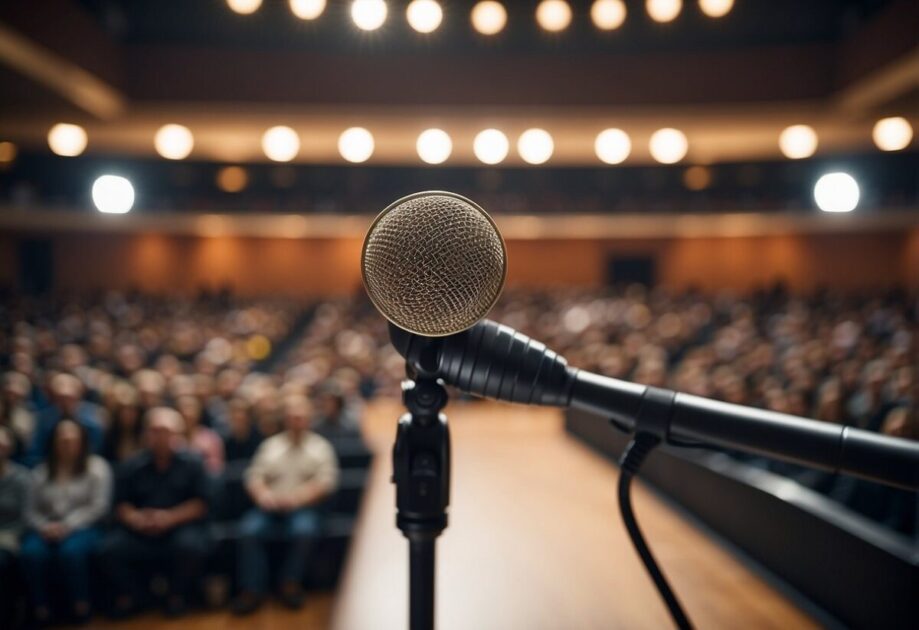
[{"xmin": 392, "ymin": 362, "xmax": 451, "ymax": 630}]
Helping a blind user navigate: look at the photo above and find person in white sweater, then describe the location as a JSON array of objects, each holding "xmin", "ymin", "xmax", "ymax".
[{"xmin": 21, "ymin": 419, "xmax": 112, "ymax": 624}]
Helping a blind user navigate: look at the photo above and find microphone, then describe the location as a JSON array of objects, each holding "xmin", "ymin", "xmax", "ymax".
[{"xmin": 389, "ymin": 319, "xmax": 919, "ymax": 491}]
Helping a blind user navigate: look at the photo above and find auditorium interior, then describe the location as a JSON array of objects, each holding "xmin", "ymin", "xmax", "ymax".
[{"xmin": 0, "ymin": 1, "xmax": 917, "ymax": 629}]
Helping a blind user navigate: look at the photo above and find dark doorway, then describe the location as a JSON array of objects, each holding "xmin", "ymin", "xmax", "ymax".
[{"xmin": 607, "ymin": 255, "xmax": 656, "ymax": 287}]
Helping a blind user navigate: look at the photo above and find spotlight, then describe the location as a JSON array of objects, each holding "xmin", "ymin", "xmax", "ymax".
[
  {"xmin": 649, "ymin": 128, "xmax": 688, "ymax": 164},
  {"xmin": 416, "ymin": 129, "xmax": 453, "ymax": 164},
  {"xmin": 698, "ymin": 0, "xmax": 733, "ymax": 18},
  {"xmin": 471, "ymin": 1, "xmax": 507, "ymax": 35},
  {"xmin": 154, "ymin": 124, "xmax": 194, "ymax": 160},
  {"xmin": 779, "ymin": 124, "xmax": 817, "ymax": 159},
  {"xmin": 339, "ymin": 127, "xmax": 375, "ymax": 163},
  {"xmin": 536, "ymin": 1, "xmax": 572, "ymax": 32},
  {"xmin": 473, "ymin": 129, "xmax": 509, "ymax": 164},
  {"xmin": 92, "ymin": 175, "xmax": 134, "ymax": 214},
  {"xmin": 814, "ymin": 173, "xmax": 859, "ymax": 213},
  {"xmin": 226, "ymin": 0, "xmax": 262, "ymax": 15},
  {"xmin": 872, "ymin": 117, "xmax": 913, "ymax": 152},
  {"xmin": 595, "ymin": 128, "xmax": 631, "ymax": 164},
  {"xmin": 517, "ymin": 128, "xmax": 554, "ymax": 165},
  {"xmin": 217, "ymin": 166, "xmax": 249, "ymax": 193},
  {"xmin": 262, "ymin": 126, "xmax": 300, "ymax": 162},
  {"xmin": 592, "ymin": 0, "xmax": 627, "ymax": 30},
  {"xmin": 407, "ymin": 0, "xmax": 443, "ymax": 33},
  {"xmin": 48, "ymin": 123, "xmax": 87, "ymax": 157},
  {"xmin": 290, "ymin": 0, "xmax": 326, "ymax": 19},
  {"xmin": 646, "ymin": 0, "xmax": 681, "ymax": 23},
  {"xmin": 351, "ymin": 0, "xmax": 387, "ymax": 31}
]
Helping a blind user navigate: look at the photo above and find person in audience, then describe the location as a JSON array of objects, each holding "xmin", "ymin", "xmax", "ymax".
[
  {"xmin": 0, "ymin": 427, "xmax": 29, "ymax": 627},
  {"xmin": 102, "ymin": 382, "xmax": 145, "ymax": 463},
  {"xmin": 26, "ymin": 373, "xmax": 103, "ymax": 466},
  {"xmin": 232, "ymin": 394, "xmax": 339, "ymax": 615},
  {"xmin": 21, "ymin": 420, "xmax": 112, "ymax": 624},
  {"xmin": 99, "ymin": 407, "xmax": 211, "ymax": 618},
  {"xmin": 2, "ymin": 371, "xmax": 35, "ymax": 461},
  {"xmin": 313, "ymin": 381, "xmax": 361, "ymax": 440},
  {"xmin": 176, "ymin": 394, "xmax": 225, "ymax": 475},
  {"xmin": 223, "ymin": 397, "xmax": 261, "ymax": 462}
]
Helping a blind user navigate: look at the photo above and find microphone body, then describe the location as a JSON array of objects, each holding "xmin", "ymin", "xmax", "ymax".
[{"xmin": 389, "ymin": 320, "xmax": 919, "ymax": 491}]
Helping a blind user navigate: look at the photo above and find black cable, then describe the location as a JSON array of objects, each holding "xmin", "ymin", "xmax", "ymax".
[{"xmin": 618, "ymin": 433, "xmax": 694, "ymax": 630}]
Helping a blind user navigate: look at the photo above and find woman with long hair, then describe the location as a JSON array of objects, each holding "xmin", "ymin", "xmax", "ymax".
[
  {"xmin": 176, "ymin": 394, "xmax": 225, "ymax": 475},
  {"xmin": 102, "ymin": 382, "xmax": 144, "ymax": 463},
  {"xmin": 21, "ymin": 419, "xmax": 112, "ymax": 625}
]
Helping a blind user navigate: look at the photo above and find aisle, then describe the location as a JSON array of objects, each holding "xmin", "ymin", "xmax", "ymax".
[{"xmin": 332, "ymin": 400, "xmax": 817, "ymax": 630}]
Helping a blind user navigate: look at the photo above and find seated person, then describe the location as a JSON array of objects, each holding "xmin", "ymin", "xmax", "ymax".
[
  {"xmin": 176, "ymin": 394, "xmax": 224, "ymax": 475},
  {"xmin": 223, "ymin": 397, "xmax": 261, "ymax": 463},
  {"xmin": 313, "ymin": 382, "xmax": 362, "ymax": 441},
  {"xmin": 232, "ymin": 394, "xmax": 339, "ymax": 615},
  {"xmin": 98, "ymin": 407, "xmax": 210, "ymax": 618},
  {"xmin": 26, "ymin": 374, "xmax": 103, "ymax": 467},
  {"xmin": 0, "ymin": 427, "xmax": 29, "ymax": 627},
  {"xmin": 102, "ymin": 382, "xmax": 144, "ymax": 464},
  {"xmin": 21, "ymin": 420, "xmax": 112, "ymax": 625},
  {"xmin": 2, "ymin": 371, "xmax": 36, "ymax": 461}
]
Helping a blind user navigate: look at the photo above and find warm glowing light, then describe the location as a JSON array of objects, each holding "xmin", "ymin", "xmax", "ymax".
[
  {"xmin": 351, "ymin": 0, "xmax": 387, "ymax": 30},
  {"xmin": 471, "ymin": 1, "xmax": 507, "ymax": 35},
  {"xmin": 536, "ymin": 1, "xmax": 572, "ymax": 32},
  {"xmin": 48, "ymin": 123, "xmax": 87, "ymax": 157},
  {"xmin": 92, "ymin": 175, "xmax": 134, "ymax": 214},
  {"xmin": 339, "ymin": 127, "xmax": 375, "ymax": 163},
  {"xmin": 698, "ymin": 0, "xmax": 733, "ymax": 18},
  {"xmin": 592, "ymin": 0, "xmax": 627, "ymax": 30},
  {"xmin": 779, "ymin": 124, "xmax": 817, "ymax": 159},
  {"xmin": 814, "ymin": 173, "xmax": 859, "ymax": 213},
  {"xmin": 649, "ymin": 128, "xmax": 688, "ymax": 163},
  {"xmin": 290, "ymin": 0, "xmax": 326, "ymax": 19},
  {"xmin": 0, "ymin": 141, "xmax": 16, "ymax": 164},
  {"xmin": 872, "ymin": 117, "xmax": 913, "ymax": 152},
  {"xmin": 683, "ymin": 165, "xmax": 713, "ymax": 190},
  {"xmin": 517, "ymin": 128, "xmax": 554, "ymax": 165},
  {"xmin": 416, "ymin": 129, "xmax": 453, "ymax": 164},
  {"xmin": 595, "ymin": 128, "xmax": 631, "ymax": 164},
  {"xmin": 473, "ymin": 129, "xmax": 509, "ymax": 164},
  {"xmin": 407, "ymin": 0, "xmax": 443, "ymax": 33},
  {"xmin": 227, "ymin": 0, "xmax": 262, "ymax": 15},
  {"xmin": 217, "ymin": 166, "xmax": 249, "ymax": 193},
  {"xmin": 262, "ymin": 126, "xmax": 300, "ymax": 162},
  {"xmin": 154, "ymin": 124, "xmax": 194, "ymax": 160},
  {"xmin": 646, "ymin": 0, "xmax": 682, "ymax": 22}
]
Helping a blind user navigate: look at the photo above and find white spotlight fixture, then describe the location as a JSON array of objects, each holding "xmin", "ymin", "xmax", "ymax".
[
  {"xmin": 154, "ymin": 124, "xmax": 194, "ymax": 160},
  {"xmin": 290, "ymin": 0, "xmax": 326, "ymax": 19},
  {"xmin": 814, "ymin": 172, "xmax": 859, "ymax": 213},
  {"xmin": 471, "ymin": 1, "xmax": 507, "ymax": 35},
  {"xmin": 592, "ymin": 0, "xmax": 627, "ymax": 30},
  {"xmin": 517, "ymin": 128, "xmax": 554, "ymax": 165},
  {"xmin": 407, "ymin": 0, "xmax": 443, "ymax": 33},
  {"xmin": 416, "ymin": 128, "xmax": 453, "ymax": 164},
  {"xmin": 779, "ymin": 124, "xmax": 818, "ymax": 159},
  {"xmin": 339, "ymin": 127, "xmax": 375, "ymax": 163},
  {"xmin": 872, "ymin": 117, "xmax": 913, "ymax": 152},
  {"xmin": 92, "ymin": 175, "xmax": 135, "ymax": 214},
  {"xmin": 649, "ymin": 128, "xmax": 688, "ymax": 164},
  {"xmin": 536, "ymin": 0, "xmax": 572, "ymax": 32},
  {"xmin": 48, "ymin": 123, "xmax": 88, "ymax": 157},
  {"xmin": 595, "ymin": 128, "xmax": 632, "ymax": 164},
  {"xmin": 351, "ymin": 0, "xmax": 387, "ymax": 31},
  {"xmin": 262, "ymin": 126, "xmax": 300, "ymax": 162},
  {"xmin": 226, "ymin": 0, "xmax": 262, "ymax": 15},
  {"xmin": 473, "ymin": 129, "xmax": 509, "ymax": 165},
  {"xmin": 646, "ymin": 0, "xmax": 682, "ymax": 23},
  {"xmin": 698, "ymin": 0, "xmax": 733, "ymax": 18}
]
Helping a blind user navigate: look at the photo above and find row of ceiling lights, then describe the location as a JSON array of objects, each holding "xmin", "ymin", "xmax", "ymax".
[
  {"xmin": 30, "ymin": 117, "xmax": 914, "ymax": 166},
  {"xmin": 227, "ymin": 0, "xmax": 735, "ymax": 33}
]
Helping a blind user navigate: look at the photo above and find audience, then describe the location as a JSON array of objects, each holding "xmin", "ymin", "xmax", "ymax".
[
  {"xmin": 224, "ymin": 397, "xmax": 261, "ymax": 463},
  {"xmin": 99, "ymin": 408, "xmax": 210, "ymax": 618},
  {"xmin": 21, "ymin": 420, "xmax": 112, "ymax": 625},
  {"xmin": 233, "ymin": 394, "xmax": 339, "ymax": 614},
  {"xmin": 101, "ymin": 382, "xmax": 144, "ymax": 464},
  {"xmin": 176, "ymin": 394, "xmax": 225, "ymax": 475},
  {"xmin": 0, "ymin": 427, "xmax": 29, "ymax": 626}
]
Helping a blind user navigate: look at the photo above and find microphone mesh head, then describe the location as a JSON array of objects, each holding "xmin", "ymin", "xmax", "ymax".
[{"xmin": 362, "ymin": 191, "xmax": 507, "ymax": 337}]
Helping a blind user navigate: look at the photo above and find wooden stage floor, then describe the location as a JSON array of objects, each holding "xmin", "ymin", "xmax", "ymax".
[{"xmin": 93, "ymin": 400, "xmax": 816, "ymax": 629}]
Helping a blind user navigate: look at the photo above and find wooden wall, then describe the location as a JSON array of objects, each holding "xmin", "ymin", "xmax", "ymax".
[{"xmin": 2, "ymin": 228, "xmax": 917, "ymax": 296}]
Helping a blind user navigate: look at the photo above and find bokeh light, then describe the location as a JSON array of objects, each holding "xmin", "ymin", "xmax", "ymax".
[
  {"xmin": 154, "ymin": 124, "xmax": 194, "ymax": 160},
  {"xmin": 217, "ymin": 166, "xmax": 249, "ymax": 193},
  {"xmin": 0, "ymin": 141, "xmax": 16, "ymax": 165},
  {"xmin": 339, "ymin": 127, "xmax": 375, "ymax": 163},
  {"xmin": 591, "ymin": 0, "xmax": 627, "ymax": 30},
  {"xmin": 594, "ymin": 128, "xmax": 631, "ymax": 164},
  {"xmin": 406, "ymin": 0, "xmax": 443, "ymax": 33},
  {"xmin": 351, "ymin": 0, "xmax": 388, "ymax": 31},
  {"xmin": 416, "ymin": 129, "xmax": 453, "ymax": 164},
  {"xmin": 48, "ymin": 123, "xmax": 88, "ymax": 157},
  {"xmin": 473, "ymin": 129, "xmax": 509, "ymax": 164},
  {"xmin": 262, "ymin": 126, "xmax": 300, "ymax": 162},
  {"xmin": 536, "ymin": 1, "xmax": 572, "ymax": 32},
  {"xmin": 471, "ymin": 1, "xmax": 507, "ymax": 35},
  {"xmin": 872, "ymin": 117, "xmax": 913, "ymax": 152},
  {"xmin": 814, "ymin": 172, "xmax": 859, "ymax": 213},
  {"xmin": 517, "ymin": 128, "xmax": 554, "ymax": 165},
  {"xmin": 289, "ymin": 0, "xmax": 326, "ymax": 19},
  {"xmin": 649, "ymin": 128, "xmax": 688, "ymax": 163},
  {"xmin": 779, "ymin": 124, "xmax": 818, "ymax": 159},
  {"xmin": 646, "ymin": 0, "xmax": 682, "ymax": 23},
  {"xmin": 92, "ymin": 175, "xmax": 135, "ymax": 214},
  {"xmin": 226, "ymin": 0, "xmax": 262, "ymax": 15},
  {"xmin": 698, "ymin": 0, "xmax": 733, "ymax": 18},
  {"xmin": 683, "ymin": 165, "xmax": 713, "ymax": 190}
]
